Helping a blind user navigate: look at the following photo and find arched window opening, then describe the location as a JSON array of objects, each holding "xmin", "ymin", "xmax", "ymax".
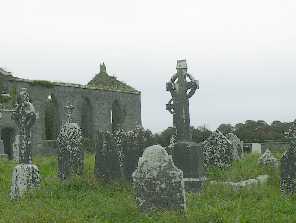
[
  {"xmin": 81, "ymin": 97, "xmax": 94, "ymax": 139},
  {"xmin": 44, "ymin": 94, "xmax": 59, "ymax": 140},
  {"xmin": 1, "ymin": 127, "xmax": 15, "ymax": 160},
  {"xmin": 111, "ymin": 100, "xmax": 126, "ymax": 132}
]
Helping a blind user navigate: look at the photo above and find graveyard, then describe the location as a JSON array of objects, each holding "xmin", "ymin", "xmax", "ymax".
[
  {"xmin": 1, "ymin": 151, "xmax": 295, "ymax": 222},
  {"xmin": 0, "ymin": 59, "xmax": 296, "ymax": 223}
]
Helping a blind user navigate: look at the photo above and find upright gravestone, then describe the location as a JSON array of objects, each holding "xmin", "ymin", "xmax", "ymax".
[
  {"xmin": 166, "ymin": 60, "xmax": 204, "ymax": 192},
  {"xmin": 95, "ymin": 130, "xmax": 122, "ymax": 180},
  {"xmin": 132, "ymin": 145, "xmax": 186, "ymax": 213},
  {"xmin": 57, "ymin": 104, "xmax": 84, "ymax": 180},
  {"xmin": 95, "ymin": 127, "xmax": 152, "ymax": 181},
  {"xmin": 226, "ymin": 133, "xmax": 243, "ymax": 160},
  {"xmin": 280, "ymin": 120, "xmax": 296, "ymax": 194},
  {"xmin": 202, "ymin": 130, "xmax": 234, "ymax": 169},
  {"xmin": 10, "ymin": 88, "xmax": 40, "ymax": 199}
]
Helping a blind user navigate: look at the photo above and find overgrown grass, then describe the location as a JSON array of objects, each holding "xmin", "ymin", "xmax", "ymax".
[{"xmin": 0, "ymin": 153, "xmax": 296, "ymax": 223}]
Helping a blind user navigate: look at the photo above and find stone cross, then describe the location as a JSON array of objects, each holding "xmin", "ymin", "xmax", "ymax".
[
  {"xmin": 11, "ymin": 88, "xmax": 36, "ymax": 164},
  {"xmin": 65, "ymin": 104, "xmax": 74, "ymax": 123},
  {"xmin": 166, "ymin": 60, "xmax": 199, "ymax": 141},
  {"xmin": 57, "ymin": 103, "xmax": 83, "ymax": 180}
]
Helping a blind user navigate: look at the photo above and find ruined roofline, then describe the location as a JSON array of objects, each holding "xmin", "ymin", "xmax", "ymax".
[{"xmin": 0, "ymin": 68, "xmax": 141, "ymax": 95}]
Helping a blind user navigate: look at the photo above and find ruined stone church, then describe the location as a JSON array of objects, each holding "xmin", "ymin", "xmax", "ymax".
[{"xmin": 0, "ymin": 63, "xmax": 142, "ymax": 158}]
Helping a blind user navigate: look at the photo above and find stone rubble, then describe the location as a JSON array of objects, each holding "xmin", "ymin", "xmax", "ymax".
[{"xmin": 210, "ymin": 175, "xmax": 269, "ymax": 190}]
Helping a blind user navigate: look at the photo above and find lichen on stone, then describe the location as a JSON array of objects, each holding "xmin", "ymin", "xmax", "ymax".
[
  {"xmin": 87, "ymin": 63, "xmax": 138, "ymax": 93},
  {"xmin": 132, "ymin": 145, "xmax": 186, "ymax": 213},
  {"xmin": 10, "ymin": 164, "xmax": 41, "ymax": 200},
  {"xmin": 201, "ymin": 130, "xmax": 234, "ymax": 169},
  {"xmin": 95, "ymin": 127, "xmax": 153, "ymax": 181},
  {"xmin": 226, "ymin": 133, "xmax": 243, "ymax": 160},
  {"xmin": 57, "ymin": 105, "xmax": 84, "ymax": 180}
]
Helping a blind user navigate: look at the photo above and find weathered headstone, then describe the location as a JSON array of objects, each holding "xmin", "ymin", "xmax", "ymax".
[
  {"xmin": 57, "ymin": 104, "xmax": 84, "ymax": 180},
  {"xmin": 10, "ymin": 164, "xmax": 41, "ymax": 199},
  {"xmin": 166, "ymin": 60, "xmax": 204, "ymax": 192},
  {"xmin": 10, "ymin": 88, "xmax": 40, "ymax": 199},
  {"xmin": 280, "ymin": 120, "xmax": 296, "ymax": 194},
  {"xmin": 95, "ymin": 130, "xmax": 122, "ymax": 180},
  {"xmin": 227, "ymin": 133, "xmax": 243, "ymax": 160},
  {"xmin": 95, "ymin": 127, "xmax": 152, "ymax": 181},
  {"xmin": 202, "ymin": 130, "xmax": 233, "ymax": 169},
  {"xmin": 132, "ymin": 145, "xmax": 186, "ymax": 213},
  {"xmin": 258, "ymin": 149, "xmax": 278, "ymax": 167}
]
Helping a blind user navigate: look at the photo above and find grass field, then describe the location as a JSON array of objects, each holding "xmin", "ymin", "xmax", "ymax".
[{"xmin": 0, "ymin": 152, "xmax": 295, "ymax": 223}]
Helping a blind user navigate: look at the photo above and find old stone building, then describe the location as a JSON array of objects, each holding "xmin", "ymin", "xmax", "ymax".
[{"xmin": 0, "ymin": 63, "xmax": 141, "ymax": 158}]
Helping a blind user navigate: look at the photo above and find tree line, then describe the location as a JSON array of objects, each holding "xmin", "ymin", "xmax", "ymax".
[{"xmin": 150, "ymin": 120, "xmax": 294, "ymax": 147}]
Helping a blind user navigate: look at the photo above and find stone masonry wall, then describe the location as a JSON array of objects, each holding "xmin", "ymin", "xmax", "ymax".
[{"xmin": 0, "ymin": 75, "xmax": 142, "ymax": 155}]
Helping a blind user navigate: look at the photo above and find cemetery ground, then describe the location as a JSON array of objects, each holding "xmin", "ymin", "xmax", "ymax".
[{"xmin": 1, "ymin": 152, "xmax": 295, "ymax": 223}]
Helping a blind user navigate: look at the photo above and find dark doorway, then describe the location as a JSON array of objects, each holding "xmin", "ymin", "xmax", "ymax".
[
  {"xmin": 44, "ymin": 94, "xmax": 60, "ymax": 140},
  {"xmin": 1, "ymin": 127, "xmax": 15, "ymax": 160}
]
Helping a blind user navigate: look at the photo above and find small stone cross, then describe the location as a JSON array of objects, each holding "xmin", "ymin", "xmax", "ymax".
[{"xmin": 65, "ymin": 104, "xmax": 74, "ymax": 123}]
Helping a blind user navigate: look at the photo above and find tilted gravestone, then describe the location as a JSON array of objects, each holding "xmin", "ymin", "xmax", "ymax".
[
  {"xmin": 132, "ymin": 145, "xmax": 186, "ymax": 213},
  {"xmin": 201, "ymin": 130, "xmax": 234, "ymax": 169},
  {"xmin": 95, "ymin": 127, "xmax": 153, "ymax": 181},
  {"xmin": 57, "ymin": 104, "xmax": 84, "ymax": 180},
  {"xmin": 280, "ymin": 120, "xmax": 296, "ymax": 194},
  {"xmin": 166, "ymin": 60, "xmax": 204, "ymax": 192},
  {"xmin": 10, "ymin": 88, "xmax": 40, "ymax": 199},
  {"xmin": 226, "ymin": 133, "xmax": 243, "ymax": 160},
  {"xmin": 258, "ymin": 149, "xmax": 278, "ymax": 168}
]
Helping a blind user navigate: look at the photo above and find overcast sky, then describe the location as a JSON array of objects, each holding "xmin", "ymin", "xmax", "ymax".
[{"xmin": 1, "ymin": 0, "xmax": 296, "ymax": 133}]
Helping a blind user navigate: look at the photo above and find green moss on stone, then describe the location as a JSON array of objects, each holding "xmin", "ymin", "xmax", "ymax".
[
  {"xmin": 31, "ymin": 80, "xmax": 54, "ymax": 88},
  {"xmin": 87, "ymin": 64, "xmax": 138, "ymax": 93}
]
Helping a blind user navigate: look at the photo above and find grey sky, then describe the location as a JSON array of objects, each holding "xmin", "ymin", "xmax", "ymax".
[{"xmin": 1, "ymin": 0, "xmax": 296, "ymax": 133}]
